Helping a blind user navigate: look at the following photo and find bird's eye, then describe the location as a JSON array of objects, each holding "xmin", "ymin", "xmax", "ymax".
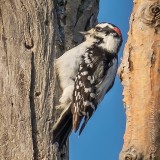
[{"xmin": 95, "ymin": 27, "xmax": 102, "ymax": 32}]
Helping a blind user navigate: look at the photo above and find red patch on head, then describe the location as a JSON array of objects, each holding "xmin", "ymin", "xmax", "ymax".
[{"xmin": 113, "ymin": 27, "xmax": 121, "ymax": 37}]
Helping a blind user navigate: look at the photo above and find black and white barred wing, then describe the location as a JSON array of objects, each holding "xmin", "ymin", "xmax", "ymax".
[
  {"xmin": 71, "ymin": 52, "xmax": 118, "ymax": 135},
  {"xmin": 96, "ymin": 57, "xmax": 118, "ymax": 104}
]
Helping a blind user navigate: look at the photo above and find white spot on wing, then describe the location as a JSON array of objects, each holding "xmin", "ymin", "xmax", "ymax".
[
  {"xmin": 78, "ymin": 75, "xmax": 81, "ymax": 79},
  {"xmin": 84, "ymin": 88, "xmax": 92, "ymax": 93},
  {"xmin": 81, "ymin": 111, "xmax": 86, "ymax": 116},
  {"xmin": 90, "ymin": 103, "xmax": 95, "ymax": 110},
  {"xmin": 79, "ymin": 81, "xmax": 83, "ymax": 87},
  {"xmin": 87, "ymin": 76, "xmax": 94, "ymax": 84},
  {"xmin": 80, "ymin": 65, "xmax": 83, "ymax": 70},
  {"xmin": 83, "ymin": 101, "xmax": 90, "ymax": 106},
  {"xmin": 84, "ymin": 57, "xmax": 91, "ymax": 64},
  {"xmin": 87, "ymin": 64, "xmax": 93, "ymax": 68},
  {"xmin": 87, "ymin": 76, "xmax": 91, "ymax": 80},
  {"xmin": 90, "ymin": 93, "xmax": 95, "ymax": 98},
  {"xmin": 81, "ymin": 71, "xmax": 88, "ymax": 76}
]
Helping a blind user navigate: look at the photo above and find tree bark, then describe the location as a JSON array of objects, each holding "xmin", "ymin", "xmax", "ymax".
[
  {"xmin": 0, "ymin": 0, "xmax": 99, "ymax": 159},
  {"xmin": 118, "ymin": 0, "xmax": 160, "ymax": 159}
]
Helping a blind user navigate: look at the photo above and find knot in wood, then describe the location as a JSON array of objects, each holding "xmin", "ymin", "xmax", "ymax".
[
  {"xmin": 124, "ymin": 153, "xmax": 137, "ymax": 160},
  {"xmin": 151, "ymin": 5, "xmax": 160, "ymax": 15},
  {"xmin": 150, "ymin": 4, "xmax": 160, "ymax": 22},
  {"xmin": 125, "ymin": 155, "xmax": 133, "ymax": 160},
  {"xmin": 24, "ymin": 38, "xmax": 34, "ymax": 50},
  {"xmin": 140, "ymin": 2, "xmax": 160, "ymax": 27},
  {"xmin": 120, "ymin": 146, "xmax": 143, "ymax": 160}
]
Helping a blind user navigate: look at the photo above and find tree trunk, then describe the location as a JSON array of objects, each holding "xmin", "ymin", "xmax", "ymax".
[
  {"xmin": 118, "ymin": 0, "xmax": 160, "ymax": 159},
  {"xmin": 0, "ymin": 0, "xmax": 99, "ymax": 159}
]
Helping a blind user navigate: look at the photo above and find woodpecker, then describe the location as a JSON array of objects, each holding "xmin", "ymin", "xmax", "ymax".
[{"xmin": 53, "ymin": 22, "xmax": 122, "ymax": 148}]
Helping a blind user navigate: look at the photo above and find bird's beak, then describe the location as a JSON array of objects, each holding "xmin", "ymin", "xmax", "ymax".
[{"xmin": 79, "ymin": 31, "xmax": 89, "ymax": 35}]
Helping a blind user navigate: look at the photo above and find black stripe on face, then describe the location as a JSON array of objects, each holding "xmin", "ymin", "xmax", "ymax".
[
  {"xmin": 93, "ymin": 36, "xmax": 104, "ymax": 45},
  {"xmin": 104, "ymin": 28, "xmax": 120, "ymax": 37}
]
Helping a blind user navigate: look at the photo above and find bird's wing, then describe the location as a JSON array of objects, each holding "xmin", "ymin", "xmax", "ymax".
[{"xmin": 71, "ymin": 52, "xmax": 117, "ymax": 135}]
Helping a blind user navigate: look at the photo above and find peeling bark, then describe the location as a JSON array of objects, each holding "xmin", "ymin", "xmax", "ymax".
[
  {"xmin": 0, "ymin": 0, "xmax": 99, "ymax": 159},
  {"xmin": 118, "ymin": 0, "xmax": 160, "ymax": 159}
]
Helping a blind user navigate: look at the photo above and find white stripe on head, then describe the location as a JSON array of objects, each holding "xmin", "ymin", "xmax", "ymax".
[{"xmin": 96, "ymin": 23, "xmax": 114, "ymax": 29}]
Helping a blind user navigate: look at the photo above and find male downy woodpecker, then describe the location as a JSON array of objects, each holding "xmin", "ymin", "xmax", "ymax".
[{"xmin": 53, "ymin": 22, "xmax": 122, "ymax": 148}]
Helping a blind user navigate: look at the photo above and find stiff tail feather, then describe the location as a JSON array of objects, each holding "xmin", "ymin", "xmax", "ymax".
[{"xmin": 52, "ymin": 104, "xmax": 72, "ymax": 149}]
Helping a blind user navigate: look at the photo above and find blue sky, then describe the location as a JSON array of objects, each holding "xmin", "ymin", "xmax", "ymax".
[{"xmin": 70, "ymin": 1, "xmax": 133, "ymax": 159}]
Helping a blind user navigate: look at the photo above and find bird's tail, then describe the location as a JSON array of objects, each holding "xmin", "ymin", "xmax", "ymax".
[{"xmin": 52, "ymin": 104, "xmax": 72, "ymax": 149}]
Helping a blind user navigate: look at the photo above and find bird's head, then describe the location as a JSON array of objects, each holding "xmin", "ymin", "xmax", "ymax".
[{"xmin": 80, "ymin": 22, "xmax": 123, "ymax": 54}]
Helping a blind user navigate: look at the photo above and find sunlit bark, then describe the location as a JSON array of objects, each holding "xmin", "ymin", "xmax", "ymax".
[{"xmin": 118, "ymin": 0, "xmax": 160, "ymax": 159}]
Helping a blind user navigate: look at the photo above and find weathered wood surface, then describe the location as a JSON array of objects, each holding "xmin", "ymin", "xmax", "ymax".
[
  {"xmin": 118, "ymin": 0, "xmax": 160, "ymax": 159},
  {"xmin": 0, "ymin": 0, "xmax": 99, "ymax": 159}
]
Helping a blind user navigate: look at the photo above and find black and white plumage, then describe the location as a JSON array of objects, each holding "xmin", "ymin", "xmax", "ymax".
[{"xmin": 53, "ymin": 22, "xmax": 122, "ymax": 148}]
